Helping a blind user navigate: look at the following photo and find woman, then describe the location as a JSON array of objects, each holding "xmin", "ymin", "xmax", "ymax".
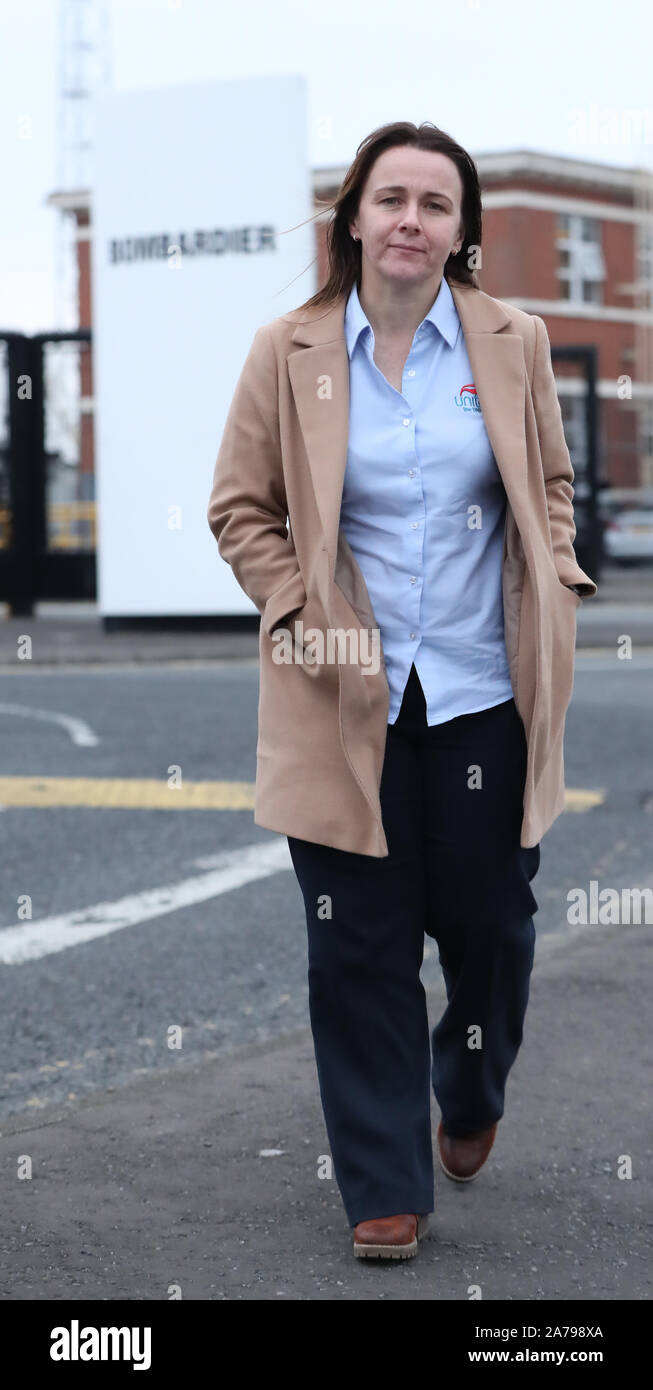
[{"xmin": 207, "ymin": 121, "xmax": 597, "ymax": 1261}]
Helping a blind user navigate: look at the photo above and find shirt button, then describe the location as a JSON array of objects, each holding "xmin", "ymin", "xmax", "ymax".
[
  {"xmin": 410, "ymin": 521, "xmax": 419, "ymax": 529},
  {"xmin": 409, "ymin": 632, "xmax": 416, "ymax": 639},
  {"xmin": 402, "ymin": 417, "xmax": 411, "ymax": 427},
  {"xmin": 410, "ymin": 576, "xmax": 417, "ymax": 584},
  {"xmin": 407, "ymin": 368, "xmax": 416, "ymax": 377},
  {"xmin": 408, "ymin": 468, "xmax": 416, "ymax": 477}
]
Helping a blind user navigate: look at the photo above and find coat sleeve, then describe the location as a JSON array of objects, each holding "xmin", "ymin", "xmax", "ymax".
[
  {"xmin": 207, "ymin": 323, "xmax": 308, "ymax": 634},
  {"xmin": 530, "ymin": 314, "xmax": 598, "ymax": 598}
]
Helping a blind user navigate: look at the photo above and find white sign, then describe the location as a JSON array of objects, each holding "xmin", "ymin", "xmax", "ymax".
[{"xmin": 91, "ymin": 76, "xmax": 314, "ymax": 615}]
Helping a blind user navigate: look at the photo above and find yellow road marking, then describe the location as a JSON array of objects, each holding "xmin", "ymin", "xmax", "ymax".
[
  {"xmin": 0, "ymin": 776, "xmax": 604, "ymax": 813},
  {"xmin": 564, "ymin": 788, "xmax": 605, "ymax": 811},
  {"xmin": 0, "ymin": 776, "xmax": 255, "ymax": 809}
]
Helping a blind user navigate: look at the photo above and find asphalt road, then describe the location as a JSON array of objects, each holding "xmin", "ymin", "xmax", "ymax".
[
  {"xmin": 1, "ymin": 627, "xmax": 652, "ymax": 1302},
  {"xmin": 0, "ymin": 653, "xmax": 651, "ymax": 1124}
]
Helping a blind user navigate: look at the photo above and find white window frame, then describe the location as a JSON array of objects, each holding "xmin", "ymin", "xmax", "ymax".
[{"xmin": 556, "ymin": 213, "xmax": 605, "ymax": 304}]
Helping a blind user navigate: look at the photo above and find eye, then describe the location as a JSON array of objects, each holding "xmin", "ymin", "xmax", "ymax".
[{"xmin": 381, "ymin": 197, "xmax": 444, "ymax": 210}]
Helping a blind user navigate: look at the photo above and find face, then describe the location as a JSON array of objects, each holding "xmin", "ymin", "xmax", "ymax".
[{"xmin": 349, "ymin": 145, "xmax": 465, "ymax": 289}]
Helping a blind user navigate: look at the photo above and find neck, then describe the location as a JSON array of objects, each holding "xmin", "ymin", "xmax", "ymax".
[{"xmin": 357, "ymin": 271, "xmax": 444, "ymax": 341}]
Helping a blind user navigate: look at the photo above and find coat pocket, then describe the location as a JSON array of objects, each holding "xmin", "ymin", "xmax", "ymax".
[
  {"xmin": 262, "ymin": 569, "xmax": 307, "ymax": 637},
  {"xmin": 559, "ymin": 580, "xmax": 582, "ymax": 608}
]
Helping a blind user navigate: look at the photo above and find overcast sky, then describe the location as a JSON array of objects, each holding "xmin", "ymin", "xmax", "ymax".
[{"xmin": 4, "ymin": 0, "xmax": 653, "ymax": 332}]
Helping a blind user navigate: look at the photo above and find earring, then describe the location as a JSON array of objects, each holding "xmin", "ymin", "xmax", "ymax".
[{"xmin": 352, "ymin": 233, "xmax": 359, "ymax": 241}]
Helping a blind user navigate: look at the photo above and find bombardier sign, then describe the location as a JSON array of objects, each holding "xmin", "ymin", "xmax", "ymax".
[
  {"xmin": 108, "ymin": 226, "xmax": 276, "ymax": 263},
  {"xmin": 91, "ymin": 74, "xmax": 313, "ymax": 618}
]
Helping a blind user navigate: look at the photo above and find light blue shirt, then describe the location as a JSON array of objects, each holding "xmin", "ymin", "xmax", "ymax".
[{"xmin": 341, "ymin": 275, "xmax": 514, "ymax": 725}]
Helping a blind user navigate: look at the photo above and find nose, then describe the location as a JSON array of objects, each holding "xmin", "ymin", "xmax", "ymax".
[{"xmin": 397, "ymin": 206, "xmax": 422, "ymax": 231}]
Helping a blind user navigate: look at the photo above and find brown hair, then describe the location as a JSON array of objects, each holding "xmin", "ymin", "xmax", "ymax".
[{"xmin": 297, "ymin": 120, "xmax": 482, "ymax": 314}]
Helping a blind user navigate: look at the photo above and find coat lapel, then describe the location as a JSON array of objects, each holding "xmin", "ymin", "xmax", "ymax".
[{"xmin": 286, "ymin": 278, "xmax": 529, "ymax": 580}]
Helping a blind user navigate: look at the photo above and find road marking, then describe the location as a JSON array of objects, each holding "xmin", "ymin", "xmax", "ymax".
[
  {"xmin": 0, "ymin": 776, "xmax": 255, "ymax": 808},
  {"xmin": 0, "ymin": 839, "xmax": 292, "ymax": 965},
  {"xmin": 0, "ymin": 776, "xmax": 604, "ymax": 813},
  {"xmin": 575, "ymin": 651, "xmax": 653, "ymax": 669},
  {"xmin": 0, "ymin": 704, "xmax": 99, "ymax": 746},
  {"xmin": 564, "ymin": 788, "xmax": 605, "ymax": 811}
]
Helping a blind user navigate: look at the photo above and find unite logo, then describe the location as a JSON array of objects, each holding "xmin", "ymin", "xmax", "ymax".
[{"xmin": 454, "ymin": 382, "xmax": 481, "ymax": 412}]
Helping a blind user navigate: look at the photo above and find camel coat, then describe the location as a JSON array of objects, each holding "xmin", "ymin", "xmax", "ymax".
[{"xmin": 207, "ymin": 278, "xmax": 598, "ymax": 856}]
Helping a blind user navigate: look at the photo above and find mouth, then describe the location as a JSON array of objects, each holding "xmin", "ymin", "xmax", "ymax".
[{"xmin": 390, "ymin": 244, "xmax": 424, "ymax": 254}]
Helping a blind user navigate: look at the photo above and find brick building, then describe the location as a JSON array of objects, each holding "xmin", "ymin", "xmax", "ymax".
[{"xmin": 49, "ymin": 147, "xmax": 653, "ymax": 495}]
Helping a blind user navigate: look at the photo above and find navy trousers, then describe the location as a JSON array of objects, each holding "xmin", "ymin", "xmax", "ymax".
[{"xmin": 287, "ymin": 662, "xmax": 540, "ymax": 1227}]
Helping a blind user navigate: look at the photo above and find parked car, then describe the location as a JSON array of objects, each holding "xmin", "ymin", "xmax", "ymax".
[{"xmin": 603, "ymin": 509, "xmax": 653, "ymax": 563}]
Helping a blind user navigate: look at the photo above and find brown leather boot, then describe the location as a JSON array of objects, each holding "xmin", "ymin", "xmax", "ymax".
[
  {"xmin": 353, "ymin": 1212, "xmax": 430, "ymax": 1259},
  {"xmin": 437, "ymin": 1119, "xmax": 498, "ymax": 1182}
]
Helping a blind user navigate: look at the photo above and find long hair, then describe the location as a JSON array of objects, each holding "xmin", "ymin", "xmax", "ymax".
[{"xmin": 297, "ymin": 120, "xmax": 482, "ymax": 314}]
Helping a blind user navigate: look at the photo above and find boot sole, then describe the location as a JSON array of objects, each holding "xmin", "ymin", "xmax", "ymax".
[
  {"xmin": 438, "ymin": 1150, "xmax": 482, "ymax": 1182},
  {"xmin": 437, "ymin": 1121, "xmax": 496, "ymax": 1182},
  {"xmin": 353, "ymin": 1213, "xmax": 430, "ymax": 1259}
]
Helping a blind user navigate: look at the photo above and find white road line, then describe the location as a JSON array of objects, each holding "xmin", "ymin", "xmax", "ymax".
[
  {"xmin": 0, "ymin": 839, "xmax": 292, "ymax": 965},
  {"xmin": 575, "ymin": 654, "xmax": 653, "ymax": 670},
  {"xmin": 0, "ymin": 704, "xmax": 99, "ymax": 746}
]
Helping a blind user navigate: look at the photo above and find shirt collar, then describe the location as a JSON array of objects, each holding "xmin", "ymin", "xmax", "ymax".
[{"xmin": 344, "ymin": 274, "xmax": 460, "ymax": 359}]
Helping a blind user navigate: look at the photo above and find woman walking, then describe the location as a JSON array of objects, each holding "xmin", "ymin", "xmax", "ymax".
[{"xmin": 207, "ymin": 121, "xmax": 597, "ymax": 1260}]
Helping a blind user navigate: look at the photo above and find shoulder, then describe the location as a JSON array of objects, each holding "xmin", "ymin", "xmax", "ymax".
[
  {"xmin": 241, "ymin": 314, "xmax": 299, "ymax": 367},
  {"xmin": 449, "ymin": 279, "xmax": 541, "ymax": 353},
  {"xmin": 254, "ymin": 302, "xmax": 337, "ymax": 350},
  {"xmin": 479, "ymin": 286, "xmax": 540, "ymax": 339},
  {"xmin": 235, "ymin": 314, "xmax": 299, "ymax": 375},
  {"xmin": 466, "ymin": 286, "xmax": 542, "ymax": 377},
  {"xmin": 263, "ymin": 315, "xmax": 297, "ymax": 338}
]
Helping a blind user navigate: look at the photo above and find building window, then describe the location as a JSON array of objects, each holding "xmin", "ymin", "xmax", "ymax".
[
  {"xmin": 560, "ymin": 396, "xmax": 588, "ymax": 472},
  {"xmin": 636, "ymin": 220, "xmax": 653, "ymax": 311},
  {"xmin": 640, "ymin": 399, "xmax": 653, "ymax": 458},
  {"xmin": 556, "ymin": 213, "xmax": 605, "ymax": 303}
]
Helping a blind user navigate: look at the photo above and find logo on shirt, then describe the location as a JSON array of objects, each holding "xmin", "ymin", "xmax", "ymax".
[{"xmin": 454, "ymin": 382, "xmax": 481, "ymax": 412}]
